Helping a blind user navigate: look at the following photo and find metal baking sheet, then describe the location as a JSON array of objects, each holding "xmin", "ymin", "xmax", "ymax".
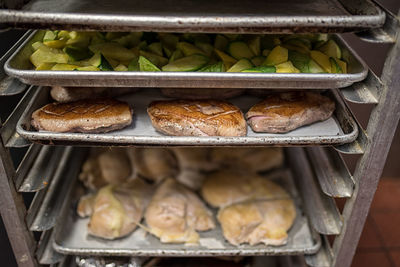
[
  {"xmin": 16, "ymin": 87, "xmax": 358, "ymax": 146},
  {"xmin": 52, "ymin": 163, "xmax": 321, "ymax": 256},
  {"xmin": 5, "ymin": 31, "xmax": 368, "ymax": 89},
  {"xmin": 0, "ymin": 0, "xmax": 385, "ymax": 33}
]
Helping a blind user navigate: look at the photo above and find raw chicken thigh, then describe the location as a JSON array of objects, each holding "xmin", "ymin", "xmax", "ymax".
[
  {"xmin": 145, "ymin": 178, "xmax": 215, "ymax": 244},
  {"xmin": 77, "ymin": 178, "xmax": 153, "ymax": 240},
  {"xmin": 218, "ymin": 199, "xmax": 296, "ymax": 246}
]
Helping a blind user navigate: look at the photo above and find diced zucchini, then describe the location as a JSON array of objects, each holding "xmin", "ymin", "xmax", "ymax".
[
  {"xmin": 105, "ymin": 32, "xmax": 128, "ymax": 40},
  {"xmin": 169, "ymin": 49, "xmax": 184, "ymax": 63},
  {"xmin": 88, "ymin": 53, "xmax": 113, "ymax": 71},
  {"xmin": 148, "ymin": 42, "xmax": 164, "ymax": 57},
  {"xmin": 263, "ymin": 46, "xmax": 288, "ymax": 66},
  {"xmin": 90, "ymin": 32, "xmax": 106, "ymax": 46},
  {"xmin": 35, "ymin": 62, "xmax": 55, "ymax": 70},
  {"xmin": 228, "ymin": 41, "xmax": 254, "ymax": 60},
  {"xmin": 318, "ymin": 39, "xmax": 341, "ymax": 59},
  {"xmin": 51, "ymin": 63, "xmax": 80, "ymax": 71},
  {"xmin": 334, "ymin": 57, "xmax": 347, "ymax": 73},
  {"xmin": 260, "ymin": 35, "xmax": 276, "ymax": 50},
  {"xmin": 227, "ymin": 58, "xmax": 253, "ymax": 72},
  {"xmin": 43, "ymin": 40, "xmax": 66, "ymax": 49},
  {"xmin": 214, "ymin": 34, "xmax": 229, "ymax": 51},
  {"xmin": 43, "ymin": 30, "xmax": 57, "ymax": 41},
  {"xmin": 242, "ymin": 66, "xmax": 276, "ymax": 73},
  {"xmin": 76, "ymin": 66, "xmax": 100, "ymax": 71},
  {"xmin": 159, "ymin": 33, "xmax": 179, "ymax": 51},
  {"xmin": 288, "ymin": 50, "xmax": 310, "ymax": 73},
  {"xmin": 182, "ymin": 33, "xmax": 211, "ymax": 44},
  {"xmin": 114, "ymin": 64, "xmax": 128, "ymax": 71},
  {"xmin": 128, "ymin": 56, "xmax": 139, "ymax": 71},
  {"xmin": 281, "ymin": 44, "xmax": 309, "ymax": 55},
  {"xmin": 163, "ymin": 46, "xmax": 173, "ymax": 58},
  {"xmin": 248, "ymin": 36, "xmax": 261, "ymax": 56},
  {"xmin": 64, "ymin": 46, "xmax": 92, "ymax": 61},
  {"xmin": 262, "ymin": 49, "xmax": 270, "ymax": 57},
  {"xmin": 89, "ymin": 42, "xmax": 137, "ymax": 61},
  {"xmin": 310, "ymin": 50, "xmax": 331, "ymax": 73},
  {"xmin": 198, "ymin": 61, "xmax": 225, "ymax": 72},
  {"xmin": 329, "ymin": 57, "xmax": 342, "ymax": 74},
  {"xmin": 251, "ymin": 56, "xmax": 265, "ymax": 67},
  {"xmin": 308, "ymin": 59, "xmax": 325, "ymax": 73},
  {"xmin": 313, "ymin": 40, "xmax": 326, "ymax": 50},
  {"xmin": 30, "ymin": 47, "xmax": 69, "ymax": 67},
  {"xmin": 139, "ymin": 56, "xmax": 161, "ymax": 71},
  {"xmin": 114, "ymin": 32, "xmax": 142, "ymax": 48},
  {"xmin": 273, "ymin": 37, "xmax": 281, "ymax": 46},
  {"xmin": 275, "ymin": 61, "xmax": 300, "ymax": 73},
  {"xmin": 32, "ymin": 41, "xmax": 45, "ymax": 51},
  {"xmin": 177, "ymin": 42, "xmax": 206, "ymax": 56},
  {"xmin": 284, "ymin": 38, "xmax": 312, "ymax": 50},
  {"xmin": 162, "ymin": 54, "xmax": 209, "ymax": 72},
  {"xmin": 214, "ymin": 48, "xmax": 237, "ymax": 69},
  {"xmin": 195, "ymin": 41, "xmax": 214, "ymax": 57},
  {"xmin": 57, "ymin": 30, "xmax": 70, "ymax": 40},
  {"xmin": 66, "ymin": 32, "xmax": 91, "ymax": 48},
  {"xmin": 224, "ymin": 34, "xmax": 240, "ymax": 41},
  {"xmin": 139, "ymin": 50, "xmax": 168, "ymax": 68}
]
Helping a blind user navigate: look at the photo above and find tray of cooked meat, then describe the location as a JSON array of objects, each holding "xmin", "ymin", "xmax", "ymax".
[
  {"xmin": 52, "ymin": 147, "xmax": 321, "ymax": 256},
  {"xmin": 16, "ymin": 86, "xmax": 358, "ymax": 146},
  {"xmin": 5, "ymin": 30, "xmax": 367, "ymax": 88}
]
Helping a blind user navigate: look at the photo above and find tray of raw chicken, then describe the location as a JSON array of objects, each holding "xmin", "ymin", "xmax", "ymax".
[
  {"xmin": 52, "ymin": 147, "xmax": 320, "ymax": 256},
  {"xmin": 17, "ymin": 87, "xmax": 358, "ymax": 146}
]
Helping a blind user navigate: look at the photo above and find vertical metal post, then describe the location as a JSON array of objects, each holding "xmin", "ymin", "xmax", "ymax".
[
  {"xmin": 0, "ymin": 138, "xmax": 38, "ymax": 266},
  {"xmin": 332, "ymin": 16, "xmax": 400, "ymax": 267}
]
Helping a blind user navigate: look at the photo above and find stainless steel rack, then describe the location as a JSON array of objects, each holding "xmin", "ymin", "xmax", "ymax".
[{"xmin": 0, "ymin": 1, "xmax": 399, "ymax": 267}]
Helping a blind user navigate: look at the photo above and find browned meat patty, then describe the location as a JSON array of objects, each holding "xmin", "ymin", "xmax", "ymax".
[
  {"xmin": 50, "ymin": 86, "xmax": 137, "ymax": 103},
  {"xmin": 246, "ymin": 92, "xmax": 335, "ymax": 133},
  {"xmin": 147, "ymin": 99, "xmax": 246, "ymax": 137},
  {"xmin": 31, "ymin": 98, "xmax": 133, "ymax": 133},
  {"xmin": 161, "ymin": 88, "xmax": 245, "ymax": 99}
]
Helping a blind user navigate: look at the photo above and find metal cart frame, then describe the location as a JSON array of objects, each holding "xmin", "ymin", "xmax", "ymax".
[{"xmin": 0, "ymin": 1, "xmax": 399, "ymax": 267}]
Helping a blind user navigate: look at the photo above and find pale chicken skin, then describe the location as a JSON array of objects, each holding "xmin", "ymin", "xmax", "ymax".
[
  {"xmin": 79, "ymin": 148, "xmax": 133, "ymax": 190},
  {"xmin": 128, "ymin": 148, "xmax": 178, "ymax": 184},
  {"xmin": 145, "ymin": 178, "xmax": 215, "ymax": 244},
  {"xmin": 201, "ymin": 170, "xmax": 290, "ymax": 208},
  {"xmin": 147, "ymin": 99, "xmax": 247, "ymax": 137},
  {"xmin": 210, "ymin": 147, "xmax": 284, "ymax": 173},
  {"xmin": 77, "ymin": 179, "xmax": 153, "ymax": 240},
  {"xmin": 171, "ymin": 148, "xmax": 218, "ymax": 190},
  {"xmin": 246, "ymin": 92, "xmax": 335, "ymax": 133},
  {"xmin": 218, "ymin": 199, "xmax": 296, "ymax": 246}
]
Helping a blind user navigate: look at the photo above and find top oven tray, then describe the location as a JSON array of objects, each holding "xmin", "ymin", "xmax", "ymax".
[
  {"xmin": 0, "ymin": 0, "xmax": 385, "ymax": 33},
  {"xmin": 16, "ymin": 87, "xmax": 358, "ymax": 147},
  {"xmin": 5, "ymin": 31, "xmax": 368, "ymax": 89}
]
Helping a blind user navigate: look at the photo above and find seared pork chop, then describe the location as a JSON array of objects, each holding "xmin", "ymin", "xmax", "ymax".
[
  {"xmin": 161, "ymin": 88, "xmax": 244, "ymax": 99},
  {"xmin": 31, "ymin": 98, "xmax": 133, "ymax": 133},
  {"xmin": 246, "ymin": 92, "xmax": 335, "ymax": 133},
  {"xmin": 147, "ymin": 99, "xmax": 246, "ymax": 137}
]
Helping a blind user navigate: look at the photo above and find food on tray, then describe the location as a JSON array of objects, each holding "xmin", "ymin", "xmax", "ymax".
[
  {"xmin": 246, "ymin": 92, "xmax": 335, "ymax": 133},
  {"xmin": 77, "ymin": 178, "xmax": 153, "ymax": 239},
  {"xmin": 160, "ymin": 88, "xmax": 245, "ymax": 99},
  {"xmin": 50, "ymin": 86, "xmax": 136, "ymax": 103},
  {"xmin": 145, "ymin": 178, "xmax": 215, "ymax": 244},
  {"xmin": 210, "ymin": 147, "xmax": 283, "ymax": 173},
  {"xmin": 170, "ymin": 148, "xmax": 218, "ymax": 190},
  {"xmin": 201, "ymin": 170, "xmax": 290, "ymax": 208},
  {"xmin": 128, "ymin": 148, "xmax": 178, "ymax": 184},
  {"xmin": 218, "ymin": 198, "xmax": 296, "ymax": 246},
  {"xmin": 31, "ymin": 98, "xmax": 133, "ymax": 133},
  {"xmin": 30, "ymin": 30, "xmax": 347, "ymax": 74},
  {"xmin": 79, "ymin": 148, "xmax": 133, "ymax": 190},
  {"xmin": 147, "ymin": 99, "xmax": 246, "ymax": 137}
]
